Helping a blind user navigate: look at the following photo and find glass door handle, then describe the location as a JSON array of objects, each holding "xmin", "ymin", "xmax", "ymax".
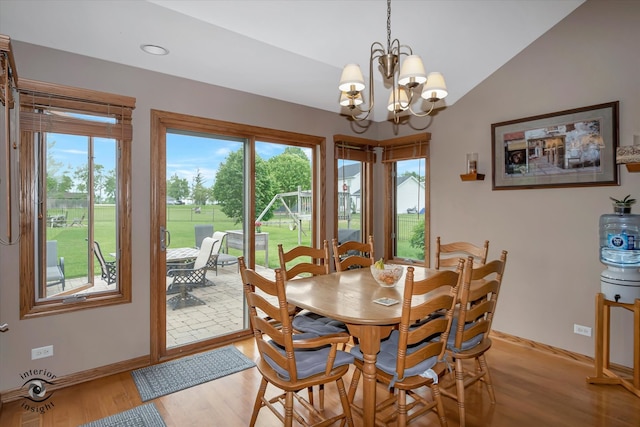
[{"xmin": 160, "ymin": 226, "xmax": 171, "ymax": 251}]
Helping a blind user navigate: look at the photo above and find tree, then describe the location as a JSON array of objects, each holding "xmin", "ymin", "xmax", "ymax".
[
  {"xmin": 409, "ymin": 220, "xmax": 426, "ymax": 259},
  {"xmin": 167, "ymin": 174, "xmax": 189, "ymax": 201},
  {"xmin": 213, "ymin": 149, "xmax": 275, "ymax": 224},
  {"xmin": 267, "ymin": 152, "xmax": 311, "ymax": 196},
  {"xmin": 46, "ymin": 140, "xmax": 66, "ymax": 194},
  {"xmin": 191, "ymin": 169, "xmax": 209, "ymax": 206},
  {"xmin": 103, "ymin": 170, "xmax": 116, "ymax": 203},
  {"xmin": 73, "ymin": 165, "xmax": 89, "ymax": 193},
  {"xmin": 402, "ymin": 171, "xmax": 425, "ymax": 182},
  {"xmin": 282, "ymin": 146, "xmax": 308, "ymax": 160}
]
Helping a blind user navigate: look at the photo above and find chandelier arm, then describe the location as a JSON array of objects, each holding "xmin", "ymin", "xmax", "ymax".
[
  {"xmin": 339, "ymin": 0, "xmax": 446, "ymax": 122},
  {"xmin": 408, "ymin": 101, "xmax": 436, "ymax": 117}
]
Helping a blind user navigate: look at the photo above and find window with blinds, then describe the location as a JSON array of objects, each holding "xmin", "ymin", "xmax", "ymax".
[
  {"xmin": 18, "ymin": 78, "xmax": 135, "ymax": 317},
  {"xmin": 333, "ymin": 132, "xmax": 431, "ymax": 264},
  {"xmin": 333, "ymin": 136, "xmax": 376, "ymax": 244}
]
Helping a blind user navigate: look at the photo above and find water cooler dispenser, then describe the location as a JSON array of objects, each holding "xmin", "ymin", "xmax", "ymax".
[{"xmin": 599, "ymin": 207, "xmax": 640, "ymax": 303}]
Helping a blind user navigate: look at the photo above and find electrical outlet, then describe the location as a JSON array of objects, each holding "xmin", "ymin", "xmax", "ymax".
[
  {"xmin": 573, "ymin": 324, "xmax": 592, "ymax": 337},
  {"xmin": 31, "ymin": 345, "xmax": 54, "ymax": 360}
]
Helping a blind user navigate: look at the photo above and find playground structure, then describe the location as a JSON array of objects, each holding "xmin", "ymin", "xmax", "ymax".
[
  {"xmin": 256, "ymin": 187, "xmax": 332, "ymax": 245},
  {"xmin": 257, "ymin": 186, "xmax": 355, "ymax": 245},
  {"xmin": 257, "ymin": 187, "xmax": 311, "ymax": 245}
]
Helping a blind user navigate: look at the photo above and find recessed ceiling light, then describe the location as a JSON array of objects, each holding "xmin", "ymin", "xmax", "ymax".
[{"xmin": 140, "ymin": 44, "xmax": 169, "ymax": 56}]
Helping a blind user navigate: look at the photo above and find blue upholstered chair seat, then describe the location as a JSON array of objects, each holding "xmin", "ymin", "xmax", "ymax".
[
  {"xmin": 292, "ymin": 311, "xmax": 348, "ymax": 335},
  {"xmin": 265, "ymin": 335, "xmax": 354, "ymax": 381},
  {"xmin": 446, "ymin": 317, "xmax": 483, "ymax": 352},
  {"xmin": 351, "ymin": 330, "xmax": 438, "ymax": 382}
]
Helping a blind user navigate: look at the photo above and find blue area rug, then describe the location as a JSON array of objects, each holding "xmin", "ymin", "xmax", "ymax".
[
  {"xmin": 131, "ymin": 346, "xmax": 255, "ymax": 401},
  {"xmin": 79, "ymin": 403, "xmax": 165, "ymax": 427}
]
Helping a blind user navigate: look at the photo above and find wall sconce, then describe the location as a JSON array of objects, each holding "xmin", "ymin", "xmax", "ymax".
[{"xmin": 460, "ymin": 152, "xmax": 485, "ymax": 181}]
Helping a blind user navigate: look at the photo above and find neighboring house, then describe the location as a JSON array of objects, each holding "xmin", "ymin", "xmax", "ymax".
[
  {"xmin": 337, "ymin": 163, "xmax": 361, "ymax": 214},
  {"xmin": 396, "ymin": 176, "xmax": 425, "ymax": 215},
  {"xmin": 337, "ymin": 165, "xmax": 425, "ymax": 215}
]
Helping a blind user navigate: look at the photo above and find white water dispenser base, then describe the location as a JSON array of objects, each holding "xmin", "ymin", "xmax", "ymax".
[{"xmin": 600, "ymin": 267, "xmax": 640, "ymax": 303}]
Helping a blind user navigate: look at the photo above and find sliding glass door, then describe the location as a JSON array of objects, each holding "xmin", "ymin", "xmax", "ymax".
[
  {"xmin": 164, "ymin": 131, "xmax": 246, "ymax": 350},
  {"xmin": 150, "ymin": 110, "xmax": 324, "ymax": 361}
]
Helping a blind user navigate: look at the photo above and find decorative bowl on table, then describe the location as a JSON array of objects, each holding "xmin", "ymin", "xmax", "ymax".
[{"xmin": 370, "ymin": 264, "xmax": 403, "ymax": 287}]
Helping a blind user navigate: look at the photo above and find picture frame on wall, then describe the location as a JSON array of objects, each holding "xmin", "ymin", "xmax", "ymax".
[{"xmin": 491, "ymin": 101, "xmax": 619, "ymax": 190}]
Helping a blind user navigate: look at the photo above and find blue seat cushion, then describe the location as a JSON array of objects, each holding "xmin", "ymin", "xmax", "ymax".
[
  {"xmin": 446, "ymin": 316, "xmax": 483, "ymax": 352},
  {"xmin": 292, "ymin": 311, "xmax": 348, "ymax": 335},
  {"xmin": 351, "ymin": 330, "xmax": 437, "ymax": 384},
  {"xmin": 265, "ymin": 335, "xmax": 354, "ymax": 380}
]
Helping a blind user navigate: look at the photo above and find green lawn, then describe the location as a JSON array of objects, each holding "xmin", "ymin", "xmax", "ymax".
[{"xmin": 50, "ymin": 205, "xmax": 424, "ymax": 279}]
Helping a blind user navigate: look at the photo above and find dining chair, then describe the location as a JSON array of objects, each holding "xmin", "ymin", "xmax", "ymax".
[
  {"xmin": 434, "ymin": 236, "xmax": 489, "ymax": 270},
  {"xmin": 278, "ymin": 241, "xmax": 344, "ymax": 334},
  {"xmin": 347, "ymin": 259, "xmax": 465, "ymax": 427},
  {"xmin": 239, "ymin": 257, "xmax": 355, "ymax": 427},
  {"xmin": 166, "ymin": 237, "xmax": 216, "ymax": 309},
  {"xmin": 278, "ymin": 240, "xmax": 331, "ymax": 280},
  {"xmin": 93, "ymin": 241, "xmax": 116, "ymax": 285},
  {"xmin": 332, "ymin": 235, "xmax": 375, "ymax": 272},
  {"xmin": 439, "ymin": 250, "xmax": 508, "ymax": 427},
  {"xmin": 278, "ymin": 240, "xmax": 344, "ymax": 410},
  {"xmin": 194, "ymin": 224, "xmax": 214, "ymax": 249}
]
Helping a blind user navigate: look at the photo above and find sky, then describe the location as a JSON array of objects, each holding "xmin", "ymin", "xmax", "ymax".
[
  {"xmin": 166, "ymin": 132, "xmax": 312, "ymax": 188},
  {"xmin": 51, "ymin": 130, "xmax": 424, "ymax": 190}
]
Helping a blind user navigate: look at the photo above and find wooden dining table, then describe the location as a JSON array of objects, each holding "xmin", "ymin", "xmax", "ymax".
[{"xmin": 285, "ymin": 266, "xmax": 439, "ymax": 426}]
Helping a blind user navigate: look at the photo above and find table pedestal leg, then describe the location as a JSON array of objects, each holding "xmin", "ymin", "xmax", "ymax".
[{"xmin": 348, "ymin": 324, "xmax": 393, "ymax": 426}]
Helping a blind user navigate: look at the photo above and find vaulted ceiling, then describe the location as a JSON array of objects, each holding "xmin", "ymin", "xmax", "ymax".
[{"xmin": 0, "ymin": 0, "xmax": 585, "ymax": 122}]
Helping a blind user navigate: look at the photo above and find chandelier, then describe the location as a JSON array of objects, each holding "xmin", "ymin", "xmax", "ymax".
[{"xmin": 338, "ymin": 0, "xmax": 448, "ymax": 123}]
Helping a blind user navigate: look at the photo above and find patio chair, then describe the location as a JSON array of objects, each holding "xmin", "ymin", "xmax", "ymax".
[
  {"xmin": 208, "ymin": 231, "xmax": 238, "ymax": 275},
  {"xmin": 239, "ymin": 257, "xmax": 354, "ymax": 427},
  {"xmin": 46, "ymin": 240, "xmax": 65, "ymax": 290},
  {"xmin": 70, "ymin": 214, "xmax": 85, "ymax": 226},
  {"xmin": 166, "ymin": 237, "xmax": 215, "ymax": 310},
  {"xmin": 194, "ymin": 224, "xmax": 214, "ymax": 249},
  {"xmin": 93, "ymin": 241, "xmax": 116, "ymax": 285}
]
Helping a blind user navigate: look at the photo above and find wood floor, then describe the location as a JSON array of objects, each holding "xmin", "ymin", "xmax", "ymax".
[{"xmin": 1, "ymin": 336, "xmax": 638, "ymax": 427}]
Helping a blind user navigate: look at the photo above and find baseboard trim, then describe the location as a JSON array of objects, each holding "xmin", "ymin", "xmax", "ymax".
[
  {"xmin": 2, "ymin": 332, "xmax": 632, "ymax": 404},
  {"xmin": 491, "ymin": 330, "xmax": 633, "ymax": 376},
  {"xmin": 0, "ymin": 354, "xmax": 150, "ymax": 404}
]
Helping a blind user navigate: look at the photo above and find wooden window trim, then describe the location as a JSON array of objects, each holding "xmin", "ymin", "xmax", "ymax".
[
  {"xmin": 334, "ymin": 133, "xmax": 431, "ymax": 265},
  {"xmin": 333, "ymin": 136, "xmax": 376, "ymax": 242},
  {"xmin": 18, "ymin": 80, "xmax": 135, "ymax": 318}
]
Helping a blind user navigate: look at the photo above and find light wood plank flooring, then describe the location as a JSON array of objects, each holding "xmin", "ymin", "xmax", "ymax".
[{"xmin": 1, "ymin": 336, "xmax": 638, "ymax": 426}]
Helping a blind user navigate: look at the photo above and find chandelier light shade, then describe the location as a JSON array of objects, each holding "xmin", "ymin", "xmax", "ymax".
[
  {"xmin": 340, "ymin": 91, "xmax": 363, "ymax": 107},
  {"xmin": 422, "ymin": 72, "xmax": 448, "ymax": 102},
  {"xmin": 398, "ymin": 55, "xmax": 427, "ymax": 88},
  {"xmin": 387, "ymin": 87, "xmax": 409, "ymax": 112},
  {"xmin": 338, "ymin": 64, "xmax": 366, "ymax": 93},
  {"xmin": 338, "ymin": 0, "xmax": 448, "ymax": 122}
]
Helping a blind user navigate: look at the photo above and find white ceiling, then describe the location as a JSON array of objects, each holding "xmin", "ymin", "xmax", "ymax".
[{"xmin": 0, "ymin": 0, "xmax": 585, "ymax": 122}]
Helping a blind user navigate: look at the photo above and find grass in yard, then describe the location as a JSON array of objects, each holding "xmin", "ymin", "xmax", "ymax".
[{"xmin": 49, "ymin": 205, "xmax": 425, "ymax": 280}]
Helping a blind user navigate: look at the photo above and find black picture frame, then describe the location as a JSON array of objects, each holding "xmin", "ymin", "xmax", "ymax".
[{"xmin": 491, "ymin": 101, "xmax": 619, "ymax": 190}]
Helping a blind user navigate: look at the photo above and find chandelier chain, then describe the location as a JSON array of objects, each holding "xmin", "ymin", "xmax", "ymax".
[{"xmin": 386, "ymin": 0, "xmax": 392, "ymax": 52}]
